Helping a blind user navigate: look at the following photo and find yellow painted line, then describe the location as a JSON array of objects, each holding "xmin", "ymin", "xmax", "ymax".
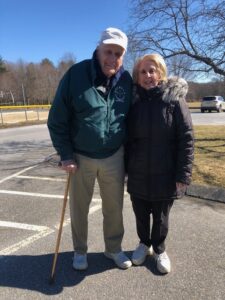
[{"xmin": 0, "ymin": 105, "xmax": 51, "ymax": 109}]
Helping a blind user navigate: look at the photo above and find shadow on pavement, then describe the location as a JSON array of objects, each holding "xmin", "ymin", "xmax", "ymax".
[
  {"xmin": 0, "ymin": 251, "xmax": 116, "ymax": 295},
  {"xmin": 0, "ymin": 251, "xmax": 167, "ymax": 295}
]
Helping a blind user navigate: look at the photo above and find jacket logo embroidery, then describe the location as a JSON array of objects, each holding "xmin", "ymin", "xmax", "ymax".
[{"xmin": 114, "ymin": 86, "xmax": 126, "ymax": 102}]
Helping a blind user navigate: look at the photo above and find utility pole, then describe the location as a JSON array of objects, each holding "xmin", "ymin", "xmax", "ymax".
[
  {"xmin": 22, "ymin": 84, "xmax": 26, "ymax": 105},
  {"xmin": 9, "ymin": 90, "xmax": 15, "ymax": 104},
  {"xmin": 21, "ymin": 84, "xmax": 28, "ymax": 120}
]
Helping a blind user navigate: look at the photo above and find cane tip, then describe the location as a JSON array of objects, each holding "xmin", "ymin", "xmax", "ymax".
[{"xmin": 49, "ymin": 276, "xmax": 55, "ymax": 285}]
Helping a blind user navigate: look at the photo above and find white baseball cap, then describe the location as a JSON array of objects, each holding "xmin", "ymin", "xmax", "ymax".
[{"xmin": 99, "ymin": 27, "xmax": 128, "ymax": 51}]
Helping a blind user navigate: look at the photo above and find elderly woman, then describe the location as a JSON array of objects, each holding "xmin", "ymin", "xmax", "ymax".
[{"xmin": 126, "ymin": 53, "xmax": 194, "ymax": 273}]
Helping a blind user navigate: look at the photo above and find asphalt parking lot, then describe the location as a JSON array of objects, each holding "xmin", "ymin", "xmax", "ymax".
[{"xmin": 0, "ymin": 125, "xmax": 225, "ymax": 299}]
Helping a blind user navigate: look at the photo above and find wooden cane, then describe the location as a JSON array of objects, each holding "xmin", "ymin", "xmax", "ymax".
[{"xmin": 49, "ymin": 172, "xmax": 71, "ymax": 284}]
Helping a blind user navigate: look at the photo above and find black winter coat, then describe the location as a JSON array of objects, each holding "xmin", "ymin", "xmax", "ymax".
[{"xmin": 126, "ymin": 78, "xmax": 194, "ymax": 201}]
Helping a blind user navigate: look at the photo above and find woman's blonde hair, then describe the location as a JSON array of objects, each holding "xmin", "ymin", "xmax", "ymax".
[{"xmin": 132, "ymin": 53, "xmax": 167, "ymax": 84}]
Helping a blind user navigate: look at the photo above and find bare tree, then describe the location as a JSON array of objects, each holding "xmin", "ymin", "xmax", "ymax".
[
  {"xmin": 57, "ymin": 52, "xmax": 76, "ymax": 79},
  {"xmin": 167, "ymin": 55, "xmax": 196, "ymax": 80},
  {"xmin": 25, "ymin": 63, "xmax": 38, "ymax": 104},
  {"xmin": 0, "ymin": 56, "xmax": 7, "ymax": 73},
  {"xmin": 128, "ymin": 0, "xmax": 225, "ymax": 77},
  {"xmin": 14, "ymin": 60, "xmax": 28, "ymax": 105},
  {"xmin": 187, "ymin": 78, "xmax": 225, "ymax": 101},
  {"xmin": 38, "ymin": 58, "xmax": 57, "ymax": 104}
]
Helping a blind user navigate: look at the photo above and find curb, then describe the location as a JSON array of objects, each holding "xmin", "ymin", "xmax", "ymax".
[{"xmin": 187, "ymin": 184, "xmax": 225, "ymax": 204}]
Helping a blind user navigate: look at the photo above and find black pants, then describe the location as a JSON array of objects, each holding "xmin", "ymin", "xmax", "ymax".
[{"xmin": 131, "ymin": 196, "xmax": 174, "ymax": 254}]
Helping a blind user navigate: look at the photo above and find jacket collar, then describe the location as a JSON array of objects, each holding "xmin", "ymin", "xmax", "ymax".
[{"xmin": 133, "ymin": 77, "xmax": 188, "ymax": 104}]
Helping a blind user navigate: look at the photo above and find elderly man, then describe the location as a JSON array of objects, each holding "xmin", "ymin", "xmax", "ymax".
[{"xmin": 48, "ymin": 27, "xmax": 132, "ymax": 270}]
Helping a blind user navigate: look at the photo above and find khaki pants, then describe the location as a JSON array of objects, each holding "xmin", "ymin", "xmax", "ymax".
[{"xmin": 69, "ymin": 147, "xmax": 125, "ymax": 254}]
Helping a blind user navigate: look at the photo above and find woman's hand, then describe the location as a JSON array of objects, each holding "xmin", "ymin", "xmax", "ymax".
[{"xmin": 176, "ymin": 182, "xmax": 187, "ymax": 192}]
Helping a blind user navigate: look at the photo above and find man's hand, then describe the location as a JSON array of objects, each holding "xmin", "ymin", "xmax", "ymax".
[{"xmin": 60, "ymin": 159, "xmax": 78, "ymax": 174}]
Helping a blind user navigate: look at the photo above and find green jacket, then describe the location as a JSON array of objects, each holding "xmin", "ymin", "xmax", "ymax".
[{"xmin": 47, "ymin": 58, "xmax": 132, "ymax": 160}]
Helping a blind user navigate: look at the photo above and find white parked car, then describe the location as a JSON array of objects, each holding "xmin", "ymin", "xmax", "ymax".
[{"xmin": 201, "ymin": 95, "xmax": 225, "ymax": 113}]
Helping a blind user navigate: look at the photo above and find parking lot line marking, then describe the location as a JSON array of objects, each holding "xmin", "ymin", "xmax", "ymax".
[
  {"xmin": 16, "ymin": 175, "xmax": 66, "ymax": 182},
  {"xmin": 0, "ymin": 165, "xmax": 37, "ymax": 184},
  {"xmin": 0, "ymin": 189, "xmax": 64, "ymax": 198},
  {"xmin": 0, "ymin": 189, "xmax": 102, "ymax": 201},
  {"xmin": 90, "ymin": 204, "xmax": 102, "ymax": 213},
  {"xmin": 0, "ymin": 228, "xmax": 54, "ymax": 256},
  {"xmin": 0, "ymin": 203, "xmax": 102, "ymax": 256},
  {"xmin": 54, "ymin": 204, "xmax": 102, "ymax": 229},
  {"xmin": 92, "ymin": 198, "xmax": 101, "ymax": 202},
  {"xmin": 0, "ymin": 221, "xmax": 49, "ymax": 232}
]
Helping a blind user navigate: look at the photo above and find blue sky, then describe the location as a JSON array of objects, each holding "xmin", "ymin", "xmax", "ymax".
[{"xmin": 0, "ymin": 0, "xmax": 131, "ymax": 66}]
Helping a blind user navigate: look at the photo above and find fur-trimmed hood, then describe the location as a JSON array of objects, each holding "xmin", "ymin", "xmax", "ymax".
[
  {"xmin": 161, "ymin": 77, "xmax": 188, "ymax": 103},
  {"xmin": 133, "ymin": 76, "xmax": 188, "ymax": 104}
]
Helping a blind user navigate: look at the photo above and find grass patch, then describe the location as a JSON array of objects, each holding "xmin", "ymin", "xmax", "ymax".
[
  {"xmin": 188, "ymin": 101, "xmax": 201, "ymax": 109},
  {"xmin": 0, "ymin": 120, "xmax": 47, "ymax": 129},
  {"xmin": 193, "ymin": 125, "xmax": 225, "ymax": 188}
]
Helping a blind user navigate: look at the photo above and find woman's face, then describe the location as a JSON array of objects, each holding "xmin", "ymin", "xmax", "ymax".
[{"xmin": 138, "ymin": 60, "xmax": 161, "ymax": 90}]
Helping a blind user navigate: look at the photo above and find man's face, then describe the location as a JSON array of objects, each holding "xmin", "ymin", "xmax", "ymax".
[{"xmin": 97, "ymin": 44, "xmax": 125, "ymax": 78}]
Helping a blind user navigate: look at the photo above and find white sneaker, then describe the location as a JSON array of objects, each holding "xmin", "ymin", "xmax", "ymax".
[
  {"xmin": 72, "ymin": 253, "xmax": 88, "ymax": 270},
  {"xmin": 132, "ymin": 243, "xmax": 153, "ymax": 265},
  {"xmin": 104, "ymin": 251, "xmax": 132, "ymax": 269},
  {"xmin": 154, "ymin": 251, "xmax": 171, "ymax": 273}
]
